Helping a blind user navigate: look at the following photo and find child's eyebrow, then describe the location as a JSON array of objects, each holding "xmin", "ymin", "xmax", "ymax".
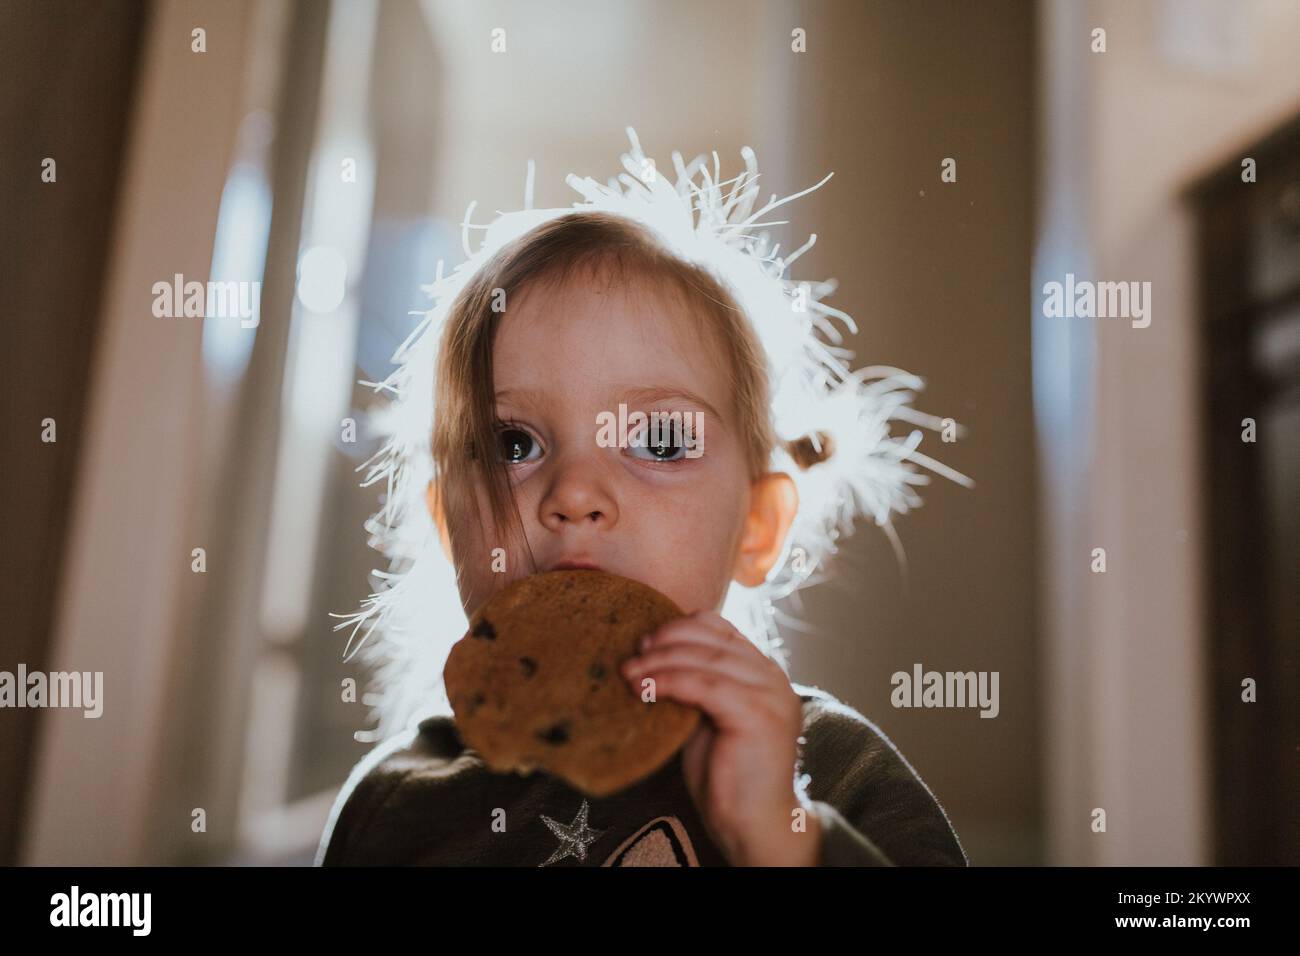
[
  {"xmin": 494, "ymin": 385, "xmax": 723, "ymax": 422},
  {"xmin": 616, "ymin": 385, "xmax": 722, "ymax": 422},
  {"xmin": 494, "ymin": 388, "xmax": 545, "ymax": 410}
]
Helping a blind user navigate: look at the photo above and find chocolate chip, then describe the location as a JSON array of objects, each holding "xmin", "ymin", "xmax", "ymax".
[
  {"xmin": 467, "ymin": 691, "xmax": 485, "ymax": 716},
  {"xmin": 536, "ymin": 721, "xmax": 570, "ymax": 746},
  {"xmin": 519, "ymin": 656, "xmax": 537, "ymax": 678},
  {"xmin": 471, "ymin": 618, "xmax": 496, "ymax": 640},
  {"xmin": 606, "ymin": 611, "xmax": 618, "ymax": 624}
]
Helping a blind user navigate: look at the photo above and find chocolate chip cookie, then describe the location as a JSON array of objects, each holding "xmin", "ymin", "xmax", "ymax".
[{"xmin": 443, "ymin": 569, "xmax": 700, "ymax": 797}]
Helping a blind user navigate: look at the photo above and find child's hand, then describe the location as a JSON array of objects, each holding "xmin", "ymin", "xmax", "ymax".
[{"xmin": 621, "ymin": 610, "xmax": 821, "ymax": 866}]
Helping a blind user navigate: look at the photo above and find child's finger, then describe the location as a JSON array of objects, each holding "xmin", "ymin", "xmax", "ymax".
[
  {"xmin": 638, "ymin": 626, "xmax": 782, "ymax": 684},
  {"xmin": 680, "ymin": 717, "xmax": 714, "ymax": 789},
  {"xmin": 637, "ymin": 624, "xmax": 757, "ymax": 667},
  {"xmin": 641, "ymin": 612, "xmax": 759, "ymax": 657},
  {"xmin": 622, "ymin": 640, "xmax": 772, "ymax": 692},
  {"xmin": 631, "ymin": 665, "xmax": 784, "ymax": 733}
]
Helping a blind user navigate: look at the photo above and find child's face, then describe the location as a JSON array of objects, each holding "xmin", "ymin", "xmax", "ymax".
[{"xmin": 444, "ymin": 271, "xmax": 759, "ymax": 620}]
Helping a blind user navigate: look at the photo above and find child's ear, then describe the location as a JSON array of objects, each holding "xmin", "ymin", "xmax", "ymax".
[
  {"xmin": 732, "ymin": 472, "xmax": 799, "ymax": 587},
  {"xmin": 426, "ymin": 479, "xmax": 454, "ymax": 562}
]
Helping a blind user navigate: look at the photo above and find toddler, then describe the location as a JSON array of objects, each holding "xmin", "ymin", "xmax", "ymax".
[{"xmin": 316, "ymin": 133, "xmax": 968, "ymax": 867}]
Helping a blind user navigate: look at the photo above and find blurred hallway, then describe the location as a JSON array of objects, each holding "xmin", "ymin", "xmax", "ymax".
[{"xmin": 2, "ymin": 0, "xmax": 1297, "ymax": 867}]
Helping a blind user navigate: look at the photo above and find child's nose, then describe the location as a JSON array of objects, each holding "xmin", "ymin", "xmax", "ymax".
[{"xmin": 538, "ymin": 459, "xmax": 618, "ymax": 531}]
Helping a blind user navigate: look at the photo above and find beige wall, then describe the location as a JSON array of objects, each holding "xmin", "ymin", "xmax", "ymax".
[
  {"xmin": 416, "ymin": 0, "xmax": 772, "ymax": 221},
  {"xmin": 772, "ymin": 0, "xmax": 1041, "ymax": 865}
]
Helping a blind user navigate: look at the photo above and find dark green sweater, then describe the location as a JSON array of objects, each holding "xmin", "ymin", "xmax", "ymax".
[{"xmin": 315, "ymin": 682, "xmax": 969, "ymax": 866}]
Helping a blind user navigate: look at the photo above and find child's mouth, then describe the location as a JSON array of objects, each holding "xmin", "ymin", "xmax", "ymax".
[{"xmin": 549, "ymin": 560, "xmax": 605, "ymax": 573}]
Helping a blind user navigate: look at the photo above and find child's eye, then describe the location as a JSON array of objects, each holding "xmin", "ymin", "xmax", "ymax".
[
  {"xmin": 497, "ymin": 425, "xmax": 542, "ymax": 464},
  {"xmin": 629, "ymin": 419, "xmax": 692, "ymax": 462}
]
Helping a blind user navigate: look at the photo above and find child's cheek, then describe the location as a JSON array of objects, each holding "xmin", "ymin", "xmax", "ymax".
[{"xmin": 626, "ymin": 481, "xmax": 742, "ymax": 585}]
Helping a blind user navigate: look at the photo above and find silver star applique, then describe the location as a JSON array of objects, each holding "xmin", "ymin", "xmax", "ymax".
[{"xmin": 538, "ymin": 799, "xmax": 606, "ymax": 866}]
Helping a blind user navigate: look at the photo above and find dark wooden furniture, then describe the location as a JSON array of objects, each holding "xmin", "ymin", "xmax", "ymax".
[{"xmin": 1190, "ymin": 117, "xmax": 1300, "ymax": 866}]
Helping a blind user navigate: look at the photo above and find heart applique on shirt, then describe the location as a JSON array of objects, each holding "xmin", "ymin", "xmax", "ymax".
[{"xmin": 601, "ymin": 815, "xmax": 699, "ymax": 867}]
